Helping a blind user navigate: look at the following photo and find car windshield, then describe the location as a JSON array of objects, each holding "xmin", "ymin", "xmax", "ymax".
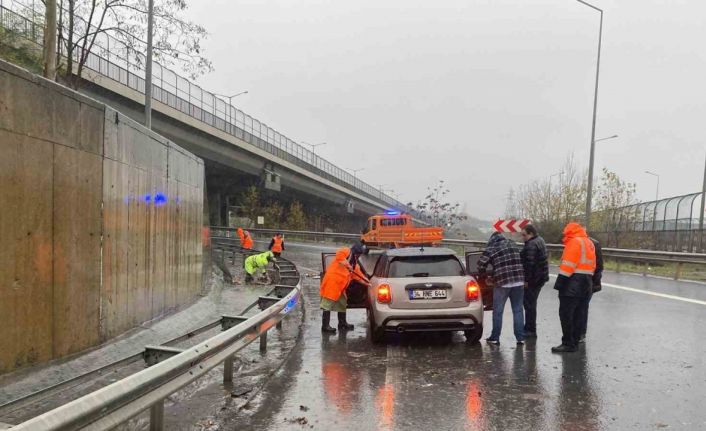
[{"xmin": 388, "ymin": 255, "xmax": 465, "ymax": 278}]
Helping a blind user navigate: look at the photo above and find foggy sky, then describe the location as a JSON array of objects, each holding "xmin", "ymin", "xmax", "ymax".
[{"xmin": 186, "ymin": 0, "xmax": 706, "ymax": 221}]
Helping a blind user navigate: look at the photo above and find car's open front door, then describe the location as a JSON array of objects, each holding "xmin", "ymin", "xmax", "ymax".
[
  {"xmin": 320, "ymin": 252, "xmax": 368, "ymax": 309},
  {"xmin": 465, "ymin": 251, "xmax": 494, "ymax": 310}
]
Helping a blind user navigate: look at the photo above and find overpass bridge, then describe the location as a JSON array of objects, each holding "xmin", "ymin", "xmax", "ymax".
[{"xmin": 0, "ymin": 2, "xmax": 426, "ymax": 228}]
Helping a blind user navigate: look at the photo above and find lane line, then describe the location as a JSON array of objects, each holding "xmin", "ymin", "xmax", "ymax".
[
  {"xmin": 549, "ymin": 274, "xmax": 706, "ymax": 306},
  {"xmin": 601, "ymin": 282, "xmax": 706, "ymax": 305}
]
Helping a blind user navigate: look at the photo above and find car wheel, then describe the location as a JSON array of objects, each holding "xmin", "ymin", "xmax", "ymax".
[
  {"xmin": 368, "ymin": 308, "xmax": 385, "ymax": 344},
  {"xmin": 464, "ymin": 325, "xmax": 483, "ymax": 344}
]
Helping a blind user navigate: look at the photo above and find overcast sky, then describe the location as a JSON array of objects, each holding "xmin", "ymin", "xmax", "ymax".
[{"xmin": 186, "ymin": 0, "xmax": 706, "ymax": 220}]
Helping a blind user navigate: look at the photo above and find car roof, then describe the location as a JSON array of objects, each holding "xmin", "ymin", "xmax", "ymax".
[{"xmin": 383, "ymin": 247, "xmax": 457, "ymax": 258}]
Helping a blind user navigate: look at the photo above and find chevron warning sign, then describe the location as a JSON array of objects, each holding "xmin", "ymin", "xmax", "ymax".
[{"xmin": 493, "ymin": 219, "xmax": 531, "ymax": 233}]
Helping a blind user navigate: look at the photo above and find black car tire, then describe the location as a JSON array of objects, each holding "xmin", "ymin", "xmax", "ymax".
[
  {"xmin": 464, "ymin": 325, "xmax": 483, "ymax": 344},
  {"xmin": 367, "ymin": 307, "xmax": 385, "ymax": 344}
]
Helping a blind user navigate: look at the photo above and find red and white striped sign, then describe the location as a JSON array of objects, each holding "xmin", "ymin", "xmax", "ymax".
[{"xmin": 493, "ymin": 219, "xmax": 531, "ymax": 233}]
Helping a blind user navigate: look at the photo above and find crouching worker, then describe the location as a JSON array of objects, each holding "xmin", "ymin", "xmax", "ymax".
[
  {"xmin": 244, "ymin": 250, "xmax": 274, "ymax": 283},
  {"xmin": 320, "ymin": 248, "xmax": 369, "ymax": 333}
]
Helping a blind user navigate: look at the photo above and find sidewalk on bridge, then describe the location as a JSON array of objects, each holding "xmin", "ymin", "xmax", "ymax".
[{"xmin": 0, "ymin": 265, "xmax": 271, "ymax": 405}]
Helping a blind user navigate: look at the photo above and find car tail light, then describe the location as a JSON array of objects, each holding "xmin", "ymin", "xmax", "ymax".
[
  {"xmin": 377, "ymin": 284, "xmax": 392, "ymax": 303},
  {"xmin": 466, "ymin": 280, "xmax": 480, "ymax": 302}
]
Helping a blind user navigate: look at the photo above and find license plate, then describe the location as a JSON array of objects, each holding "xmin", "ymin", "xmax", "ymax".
[{"xmin": 410, "ymin": 289, "xmax": 447, "ymax": 299}]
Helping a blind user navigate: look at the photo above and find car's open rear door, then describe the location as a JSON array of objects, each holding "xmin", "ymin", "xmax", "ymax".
[
  {"xmin": 320, "ymin": 252, "xmax": 368, "ymax": 309},
  {"xmin": 465, "ymin": 251, "xmax": 493, "ymax": 310}
]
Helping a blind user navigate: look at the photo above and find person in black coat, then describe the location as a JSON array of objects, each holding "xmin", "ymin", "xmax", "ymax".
[
  {"xmin": 520, "ymin": 225, "xmax": 549, "ymax": 337},
  {"xmin": 577, "ymin": 237, "xmax": 604, "ymax": 343}
]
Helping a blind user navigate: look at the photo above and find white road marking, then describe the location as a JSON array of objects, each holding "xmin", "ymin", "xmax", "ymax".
[
  {"xmin": 601, "ymin": 282, "xmax": 706, "ymax": 305},
  {"xmin": 549, "ymin": 274, "xmax": 706, "ymax": 306}
]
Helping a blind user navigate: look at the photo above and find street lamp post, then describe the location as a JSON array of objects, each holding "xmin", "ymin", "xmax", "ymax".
[
  {"xmin": 645, "ymin": 170, "xmax": 660, "ymax": 201},
  {"xmin": 302, "ymin": 141, "xmax": 327, "ymax": 155},
  {"xmin": 577, "ymin": 0, "xmax": 604, "ymax": 229},
  {"xmin": 348, "ymin": 168, "xmax": 364, "ymax": 188},
  {"xmin": 214, "ymin": 91, "xmax": 249, "ymax": 132},
  {"xmin": 699, "ymin": 154, "xmax": 706, "ymax": 253},
  {"xmin": 144, "ymin": 0, "xmax": 155, "ymax": 129}
]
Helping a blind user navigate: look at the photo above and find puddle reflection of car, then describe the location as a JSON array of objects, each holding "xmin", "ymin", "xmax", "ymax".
[{"xmin": 322, "ymin": 247, "xmax": 489, "ymax": 343}]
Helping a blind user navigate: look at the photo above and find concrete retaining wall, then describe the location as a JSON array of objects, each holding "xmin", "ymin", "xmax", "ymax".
[{"xmin": 0, "ymin": 59, "xmax": 204, "ymax": 374}]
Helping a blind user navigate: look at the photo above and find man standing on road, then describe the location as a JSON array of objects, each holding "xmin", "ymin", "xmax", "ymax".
[
  {"xmin": 551, "ymin": 222, "xmax": 596, "ymax": 353},
  {"xmin": 520, "ymin": 225, "xmax": 549, "ymax": 338},
  {"xmin": 478, "ymin": 232, "xmax": 526, "ymax": 345},
  {"xmin": 577, "ymin": 236, "xmax": 604, "ymax": 343},
  {"xmin": 269, "ymin": 232, "xmax": 285, "ymax": 258}
]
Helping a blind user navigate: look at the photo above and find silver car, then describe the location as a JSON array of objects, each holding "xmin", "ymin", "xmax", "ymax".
[{"xmin": 322, "ymin": 247, "xmax": 488, "ymax": 343}]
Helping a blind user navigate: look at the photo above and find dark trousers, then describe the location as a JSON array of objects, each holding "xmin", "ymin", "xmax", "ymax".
[
  {"xmin": 577, "ymin": 290, "xmax": 594, "ymax": 337},
  {"xmin": 559, "ymin": 295, "xmax": 590, "ymax": 348},
  {"xmin": 523, "ymin": 284, "xmax": 543, "ymax": 333}
]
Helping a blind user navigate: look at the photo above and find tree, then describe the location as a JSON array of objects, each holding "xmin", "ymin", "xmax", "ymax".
[
  {"xmin": 508, "ymin": 154, "xmax": 587, "ymax": 242},
  {"xmin": 285, "ymin": 201, "xmax": 307, "ymax": 231},
  {"xmin": 53, "ymin": 0, "xmax": 212, "ymax": 87},
  {"xmin": 43, "ymin": 0, "xmax": 58, "ymax": 79},
  {"xmin": 260, "ymin": 202, "xmax": 282, "ymax": 229},
  {"xmin": 408, "ymin": 179, "xmax": 468, "ymax": 236},
  {"xmin": 593, "ymin": 168, "xmax": 638, "ymax": 246},
  {"xmin": 239, "ymin": 186, "xmax": 260, "ymax": 225}
]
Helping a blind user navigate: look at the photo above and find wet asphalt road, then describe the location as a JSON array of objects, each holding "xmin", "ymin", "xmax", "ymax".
[{"xmin": 228, "ymin": 243, "xmax": 705, "ymax": 430}]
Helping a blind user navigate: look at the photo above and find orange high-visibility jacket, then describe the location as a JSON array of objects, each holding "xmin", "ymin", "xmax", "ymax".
[
  {"xmin": 558, "ymin": 223, "xmax": 596, "ymax": 278},
  {"xmin": 271, "ymin": 236, "xmax": 283, "ymax": 253},
  {"xmin": 320, "ymin": 248, "xmax": 352, "ymax": 301},
  {"xmin": 242, "ymin": 231, "xmax": 254, "ymax": 250}
]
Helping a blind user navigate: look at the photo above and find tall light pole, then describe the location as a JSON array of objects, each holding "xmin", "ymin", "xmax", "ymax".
[
  {"xmin": 577, "ymin": 0, "xmax": 604, "ymax": 229},
  {"xmin": 348, "ymin": 167, "xmax": 364, "ymax": 187},
  {"xmin": 302, "ymin": 141, "xmax": 327, "ymax": 155},
  {"xmin": 214, "ymin": 91, "xmax": 248, "ymax": 130},
  {"xmin": 699, "ymin": 154, "xmax": 706, "ymax": 252},
  {"xmin": 644, "ymin": 170, "xmax": 660, "ymax": 201},
  {"xmin": 547, "ymin": 171, "xmax": 564, "ymax": 221},
  {"xmin": 594, "ymin": 134, "xmax": 618, "ymax": 143},
  {"xmin": 144, "ymin": 0, "xmax": 155, "ymax": 129}
]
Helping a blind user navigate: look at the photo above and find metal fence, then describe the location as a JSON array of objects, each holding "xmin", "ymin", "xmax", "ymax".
[
  {"xmin": 0, "ymin": 0, "xmax": 422, "ymax": 219},
  {"xmin": 591, "ymin": 192, "xmax": 705, "ymax": 252}
]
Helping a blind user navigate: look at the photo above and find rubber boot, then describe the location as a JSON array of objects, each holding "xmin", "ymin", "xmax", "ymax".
[
  {"xmin": 337, "ymin": 312, "xmax": 354, "ymax": 330},
  {"xmin": 321, "ymin": 311, "xmax": 336, "ymax": 333}
]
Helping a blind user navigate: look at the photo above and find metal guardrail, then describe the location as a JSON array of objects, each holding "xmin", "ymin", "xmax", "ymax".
[
  {"xmin": 211, "ymin": 226, "xmax": 706, "ymax": 280},
  {"xmin": 10, "ymin": 238, "xmax": 301, "ymax": 431}
]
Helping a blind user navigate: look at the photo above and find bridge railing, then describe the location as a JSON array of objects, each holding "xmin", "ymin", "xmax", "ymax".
[
  {"xmin": 10, "ymin": 238, "xmax": 301, "ymax": 431},
  {"xmin": 0, "ymin": 0, "xmax": 424, "ymax": 219}
]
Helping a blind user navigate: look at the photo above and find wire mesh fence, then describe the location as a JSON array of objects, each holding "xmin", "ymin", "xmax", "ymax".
[
  {"xmin": 0, "ymin": 0, "xmax": 422, "ymax": 219},
  {"xmin": 592, "ymin": 192, "xmax": 705, "ymax": 252}
]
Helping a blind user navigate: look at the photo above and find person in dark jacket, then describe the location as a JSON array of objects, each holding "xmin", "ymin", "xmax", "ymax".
[
  {"xmin": 268, "ymin": 233, "xmax": 285, "ymax": 257},
  {"xmin": 520, "ymin": 224, "xmax": 549, "ymax": 338},
  {"xmin": 577, "ymin": 237, "xmax": 604, "ymax": 343},
  {"xmin": 478, "ymin": 232, "xmax": 526, "ymax": 345}
]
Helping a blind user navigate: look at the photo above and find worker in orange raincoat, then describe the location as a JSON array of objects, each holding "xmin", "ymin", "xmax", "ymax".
[
  {"xmin": 268, "ymin": 232, "xmax": 285, "ymax": 257},
  {"xmin": 320, "ymin": 248, "xmax": 369, "ymax": 333},
  {"xmin": 551, "ymin": 222, "xmax": 596, "ymax": 353},
  {"xmin": 237, "ymin": 227, "xmax": 254, "ymax": 250}
]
